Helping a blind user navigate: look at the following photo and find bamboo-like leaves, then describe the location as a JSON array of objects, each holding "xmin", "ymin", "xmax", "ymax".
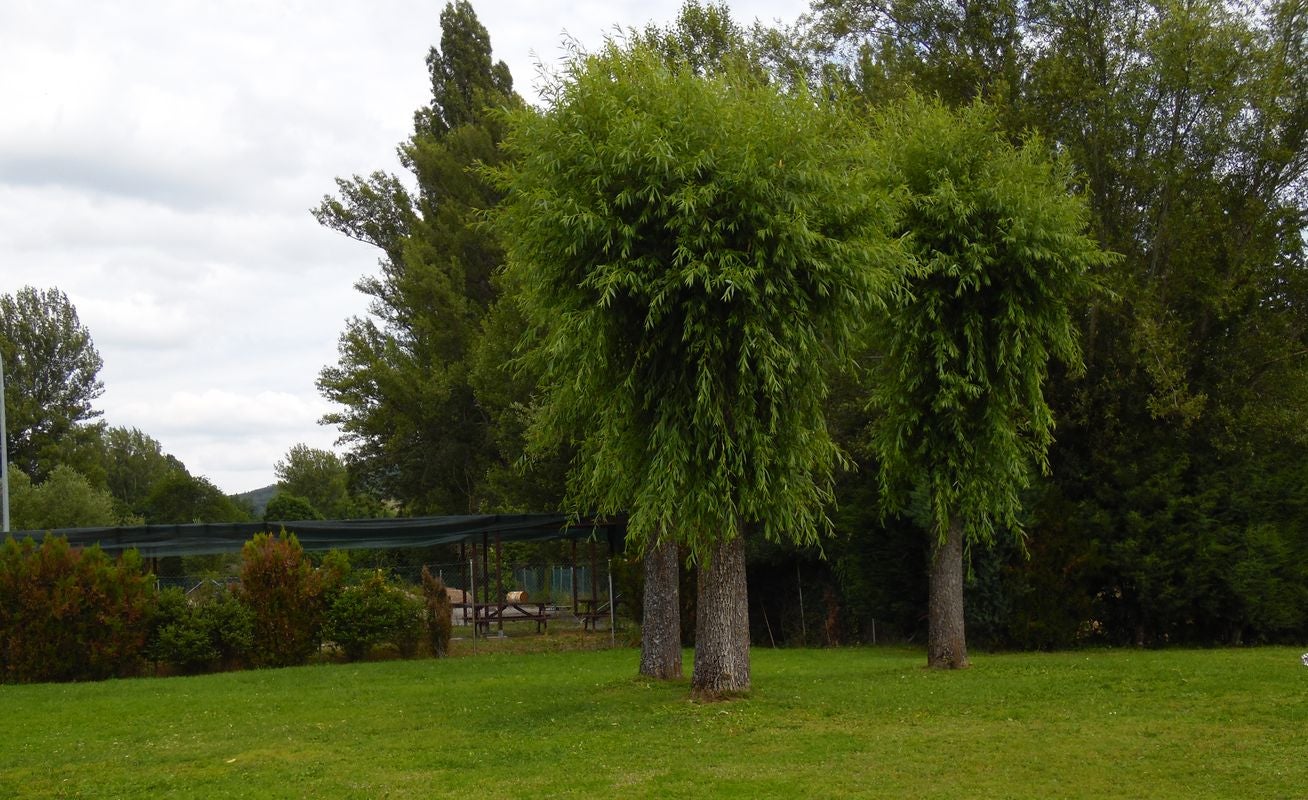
[
  {"xmin": 494, "ymin": 45, "xmax": 898, "ymax": 561},
  {"xmin": 868, "ymin": 96, "xmax": 1116, "ymax": 547}
]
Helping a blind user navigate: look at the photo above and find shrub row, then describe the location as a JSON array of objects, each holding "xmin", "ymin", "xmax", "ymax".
[{"xmin": 1, "ymin": 532, "xmax": 456, "ymax": 683}]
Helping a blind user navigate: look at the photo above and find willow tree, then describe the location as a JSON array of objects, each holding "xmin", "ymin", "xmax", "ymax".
[
  {"xmin": 867, "ymin": 97, "xmax": 1114, "ymax": 668},
  {"xmin": 627, "ymin": 0, "xmax": 765, "ymax": 682},
  {"xmin": 496, "ymin": 44, "xmax": 895, "ymax": 697}
]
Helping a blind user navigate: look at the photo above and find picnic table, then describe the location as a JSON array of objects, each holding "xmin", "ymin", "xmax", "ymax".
[{"xmin": 454, "ymin": 601, "xmax": 550, "ymax": 634}]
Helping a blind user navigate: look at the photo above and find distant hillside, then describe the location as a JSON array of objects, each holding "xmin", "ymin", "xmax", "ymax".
[{"xmin": 234, "ymin": 484, "xmax": 278, "ymax": 518}]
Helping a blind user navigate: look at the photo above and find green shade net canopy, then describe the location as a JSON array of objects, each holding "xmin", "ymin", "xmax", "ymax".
[{"xmin": 7, "ymin": 514, "xmax": 625, "ymax": 557}]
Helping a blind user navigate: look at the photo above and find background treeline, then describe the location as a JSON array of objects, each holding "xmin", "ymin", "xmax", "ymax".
[
  {"xmin": 0, "ymin": 287, "xmax": 378, "ymax": 534},
  {"xmin": 0, "ymin": 286, "xmax": 252, "ymax": 533},
  {"xmin": 4, "ymin": 0, "xmax": 1304, "ymax": 652},
  {"xmin": 312, "ymin": 0, "xmax": 1305, "ymax": 650},
  {"xmin": 805, "ymin": 0, "xmax": 1308, "ymax": 648}
]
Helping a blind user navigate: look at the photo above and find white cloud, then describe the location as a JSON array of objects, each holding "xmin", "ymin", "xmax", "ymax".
[
  {"xmin": 112, "ymin": 388, "xmax": 340, "ymax": 493},
  {"xmin": 119, "ymin": 389, "xmax": 330, "ymax": 436}
]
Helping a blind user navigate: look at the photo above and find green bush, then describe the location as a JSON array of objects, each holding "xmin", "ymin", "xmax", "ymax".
[
  {"xmin": 238, "ymin": 531, "xmax": 339, "ymax": 667},
  {"xmin": 147, "ymin": 586, "xmax": 253, "ymax": 674},
  {"xmin": 0, "ymin": 535, "xmax": 156, "ymax": 683},
  {"xmin": 421, "ymin": 566, "xmax": 453, "ymax": 658},
  {"xmin": 324, "ymin": 571, "xmax": 422, "ymax": 661},
  {"xmin": 146, "ymin": 587, "xmax": 192, "ymax": 663},
  {"xmin": 263, "ymin": 492, "xmax": 322, "ymax": 522},
  {"xmin": 200, "ymin": 588, "xmax": 255, "ymax": 668},
  {"xmin": 156, "ymin": 616, "xmax": 218, "ymax": 673}
]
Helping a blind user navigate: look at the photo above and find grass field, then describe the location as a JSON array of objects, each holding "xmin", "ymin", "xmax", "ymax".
[{"xmin": 2, "ymin": 640, "xmax": 1305, "ymax": 798}]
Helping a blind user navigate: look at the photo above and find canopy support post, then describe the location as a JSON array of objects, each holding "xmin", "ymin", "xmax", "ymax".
[
  {"xmin": 589, "ymin": 538, "xmax": 598, "ymax": 611},
  {"xmin": 495, "ymin": 533, "xmax": 504, "ymax": 634},
  {"xmin": 481, "ymin": 532, "xmax": 489, "ymax": 605},
  {"xmin": 460, "ymin": 541, "xmax": 468, "ymax": 627}
]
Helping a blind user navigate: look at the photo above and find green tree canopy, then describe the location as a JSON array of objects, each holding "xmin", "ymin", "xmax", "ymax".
[
  {"xmin": 866, "ymin": 96, "xmax": 1114, "ymax": 666},
  {"xmin": 264, "ymin": 492, "xmax": 323, "ymax": 522},
  {"xmin": 415, "ymin": 0, "xmax": 515, "ymax": 137},
  {"xmin": 7, "ymin": 465, "xmax": 132, "ymax": 530},
  {"xmin": 0, "ymin": 287, "xmax": 104, "ymax": 481},
  {"xmin": 495, "ymin": 43, "xmax": 896, "ymax": 695},
  {"xmin": 1017, "ymin": 0, "xmax": 1308, "ymax": 645},
  {"xmin": 96, "ymin": 426, "xmax": 187, "ymax": 518},
  {"xmin": 810, "ymin": 0, "xmax": 1025, "ymax": 108},
  {"xmin": 143, "ymin": 472, "xmax": 250, "ymax": 525},
  {"xmin": 314, "ymin": 1, "xmax": 521, "ymax": 514},
  {"xmin": 499, "ymin": 44, "xmax": 895, "ymax": 558},
  {"xmin": 274, "ymin": 444, "xmax": 352, "ymax": 519}
]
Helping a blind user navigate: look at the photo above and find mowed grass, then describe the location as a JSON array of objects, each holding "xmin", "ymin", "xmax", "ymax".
[{"xmin": 2, "ymin": 642, "xmax": 1305, "ymax": 798}]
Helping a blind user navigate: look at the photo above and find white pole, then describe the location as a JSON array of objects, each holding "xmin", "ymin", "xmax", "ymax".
[{"xmin": 1, "ymin": 352, "xmax": 9, "ymax": 533}]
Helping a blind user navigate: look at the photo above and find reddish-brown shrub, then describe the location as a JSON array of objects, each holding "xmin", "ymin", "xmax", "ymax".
[
  {"xmin": 0, "ymin": 535, "xmax": 155, "ymax": 683},
  {"xmin": 421, "ymin": 566, "xmax": 453, "ymax": 658},
  {"xmin": 238, "ymin": 531, "xmax": 341, "ymax": 667}
]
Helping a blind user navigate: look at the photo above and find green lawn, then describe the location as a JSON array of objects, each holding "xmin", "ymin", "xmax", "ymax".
[{"xmin": 2, "ymin": 643, "xmax": 1305, "ymax": 798}]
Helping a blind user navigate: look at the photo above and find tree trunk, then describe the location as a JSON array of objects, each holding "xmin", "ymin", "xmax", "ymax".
[
  {"xmin": 927, "ymin": 512, "xmax": 970, "ymax": 669},
  {"xmin": 639, "ymin": 535, "xmax": 682, "ymax": 680},
  {"xmin": 691, "ymin": 533, "xmax": 750, "ymax": 699}
]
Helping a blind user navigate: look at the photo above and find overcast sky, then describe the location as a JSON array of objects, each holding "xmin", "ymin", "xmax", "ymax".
[{"xmin": 0, "ymin": 0, "xmax": 810, "ymax": 494}]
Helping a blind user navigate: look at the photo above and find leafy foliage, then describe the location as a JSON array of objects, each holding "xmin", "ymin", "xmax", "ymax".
[
  {"xmin": 264, "ymin": 491, "xmax": 323, "ymax": 522},
  {"xmin": 810, "ymin": 0, "xmax": 1024, "ymax": 108},
  {"xmin": 1019, "ymin": 0, "xmax": 1308, "ymax": 645},
  {"xmin": 143, "ymin": 472, "xmax": 250, "ymax": 524},
  {"xmin": 148, "ymin": 586, "xmax": 254, "ymax": 674},
  {"xmin": 98, "ymin": 426, "xmax": 188, "ymax": 519},
  {"xmin": 415, "ymin": 0, "xmax": 514, "ymax": 137},
  {"xmin": 237, "ymin": 532, "xmax": 340, "ymax": 667},
  {"xmin": 7, "ymin": 464, "xmax": 131, "ymax": 530},
  {"xmin": 0, "ymin": 536, "xmax": 154, "ymax": 683},
  {"xmin": 273, "ymin": 444, "xmax": 353, "ymax": 519},
  {"xmin": 0, "ymin": 286, "xmax": 104, "ymax": 481},
  {"xmin": 866, "ymin": 96, "xmax": 1113, "ymax": 545},
  {"xmin": 807, "ymin": 0, "xmax": 1308, "ymax": 647},
  {"xmin": 324, "ymin": 571, "xmax": 423, "ymax": 661},
  {"xmin": 496, "ymin": 43, "xmax": 898, "ymax": 560}
]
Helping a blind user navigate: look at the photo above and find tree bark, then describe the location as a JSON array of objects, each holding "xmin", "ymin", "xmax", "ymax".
[
  {"xmin": 639, "ymin": 535, "xmax": 682, "ymax": 679},
  {"xmin": 927, "ymin": 512, "xmax": 970, "ymax": 669},
  {"xmin": 691, "ymin": 533, "xmax": 750, "ymax": 699}
]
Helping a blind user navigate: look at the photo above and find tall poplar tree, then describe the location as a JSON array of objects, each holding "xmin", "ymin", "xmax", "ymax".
[
  {"xmin": 496, "ymin": 44, "xmax": 896, "ymax": 697},
  {"xmin": 314, "ymin": 1, "xmax": 519, "ymax": 513}
]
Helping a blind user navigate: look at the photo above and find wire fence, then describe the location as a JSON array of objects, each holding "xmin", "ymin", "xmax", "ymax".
[{"xmin": 157, "ymin": 561, "xmax": 622, "ymax": 629}]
